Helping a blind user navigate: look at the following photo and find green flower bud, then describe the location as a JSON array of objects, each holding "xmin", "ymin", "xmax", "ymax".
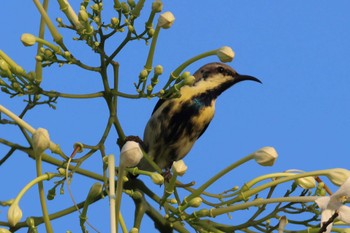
[
  {"xmin": 296, "ymin": 176, "xmax": 316, "ymax": 189},
  {"xmin": 130, "ymin": 228, "xmax": 139, "ymax": 233},
  {"xmin": 91, "ymin": 3, "xmax": 100, "ymax": 11},
  {"xmin": 183, "ymin": 75, "xmax": 195, "ymax": 86},
  {"xmin": 114, "ymin": 0, "xmax": 121, "ymax": 10},
  {"xmin": 78, "ymin": 10, "xmax": 89, "ymax": 22},
  {"xmin": 20, "ymin": 33, "xmax": 37, "ymax": 47},
  {"xmin": 188, "ymin": 197, "xmax": 202, "ymax": 208},
  {"xmin": 121, "ymin": 2, "xmax": 130, "ymax": 14},
  {"xmin": 111, "ymin": 17, "xmax": 119, "ymax": 26},
  {"xmin": 47, "ymin": 187, "xmax": 56, "ymax": 200},
  {"xmin": 127, "ymin": 0, "xmax": 136, "ymax": 8},
  {"xmin": 44, "ymin": 49, "xmax": 54, "ymax": 58},
  {"xmin": 93, "ymin": 16, "xmax": 100, "ymax": 24},
  {"xmin": 0, "ymin": 60, "xmax": 10, "ymax": 73},
  {"xmin": 0, "ymin": 228, "xmax": 11, "ymax": 233},
  {"xmin": 139, "ymin": 69, "xmax": 148, "ymax": 81},
  {"xmin": 151, "ymin": 173, "xmax": 164, "ymax": 185},
  {"xmin": 86, "ymin": 182, "xmax": 102, "ymax": 204},
  {"xmin": 152, "ymin": 0, "xmax": 163, "ymax": 12},
  {"xmin": 7, "ymin": 204, "xmax": 22, "ymax": 226},
  {"xmin": 154, "ymin": 65, "xmax": 163, "ymax": 75},
  {"xmin": 128, "ymin": 25, "xmax": 134, "ymax": 32},
  {"xmin": 57, "ymin": 168, "xmax": 66, "ymax": 176},
  {"xmin": 147, "ymin": 28, "xmax": 155, "ymax": 37}
]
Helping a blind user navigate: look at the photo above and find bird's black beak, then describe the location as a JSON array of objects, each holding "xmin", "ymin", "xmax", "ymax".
[{"xmin": 235, "ymin": 74, "xmax": 262, "ymax": 84}]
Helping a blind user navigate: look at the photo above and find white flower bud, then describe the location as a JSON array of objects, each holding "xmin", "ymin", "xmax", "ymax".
[
  {"xmin": 151, "ymin": 173, "xmax": 164, "ymax": 185},
  {"xmin": 7, "ymin": 204, "xmax": 22, "ymax": 226},
  {"xmin": 20, "ymin": 33, "xmax": 37, "ymax": 47},
  {"xmin": 327, "ymin": 168, "xmax": 350, "ymax": 186},
  {"xmin": 157, "ymin": 11, "xmax": 175, "ymax": 29},
  {"xmin": 32, "ymin": 128, "xmax": 50, "ymax": 155},
  {"xmin": 120, "ymin": 141, "xmax": 143, "ymax": 167},
  {"xmin": 216, "ymin": 46, "xmax": 235, "ymax": 62},
  {"xmin": 171, "ymin": 160, "xmax": 188, "ymax": 176},
  {"xmin": 296, "ymin": 176, "xmax": 316, "ymax": 189},
  {"xmin": 252, "ymin": 146, "xmax": 278, "ymax": 166}
]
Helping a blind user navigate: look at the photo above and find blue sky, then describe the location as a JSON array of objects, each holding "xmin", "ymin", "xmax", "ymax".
[{"xmin": 1, "ymin": 1, "xmax": 350, "ymax": 232}]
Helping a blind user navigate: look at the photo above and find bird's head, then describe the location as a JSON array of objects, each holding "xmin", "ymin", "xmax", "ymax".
[{"xmin": 191, "ymin": 62, "xmax": 261, "ymax": 98}]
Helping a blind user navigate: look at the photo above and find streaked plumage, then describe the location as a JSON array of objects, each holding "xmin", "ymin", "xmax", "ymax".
[{"xmin": 139, "ymin": 62, "xmax": 260, "ymax": 171}]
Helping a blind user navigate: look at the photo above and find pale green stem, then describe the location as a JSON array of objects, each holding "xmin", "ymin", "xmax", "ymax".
[
  {"xmin": 183, "ymin": 154, "xmax": 255, "ymax": 205},
  {"xmin": 13, "ymin": 173, "xmax": 59, "ymax": 205},
  {"xmin": 35, "ymin": 152, "xmax": 53, "ymax": 233},
  {"xmin": 34, "ymin": 0, "xmax": 49, "ymax": 83},
  {"xmin": 193, "ymin": 196, "xmax": 317, "ymax": 218},
  {"xmin": 108, "ymin": 154, "xmax": 117, "ymax": 233},
  {"xmin": 0, "ymin": 105, "xmax": 35, "ymax": 134},
  {"xmin": 32, "ymin": 0, "xmax": 66, "ymax": 50},
  {"xmin": 57, "ymin": 0, "xmax": 82, "ymax": 29},
  {"xmin": 223, "ymin": 169, "xmax": 337, "ymax": 206},
  {"xmin": 172, "ymin": 49, "xmax": 217, "ymax": 77},
  {"xmin": 115, "ymin": 161, "xmax": 125, "ymax": 233},
  {"xmin": 144, "ymin": 26, "xmax": 161, "ymax": 70}
]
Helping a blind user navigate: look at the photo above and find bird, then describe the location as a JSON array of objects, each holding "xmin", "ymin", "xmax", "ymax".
[{"xmin": 138, "ymin": 62, "xmax": 261, "ymax": 171}]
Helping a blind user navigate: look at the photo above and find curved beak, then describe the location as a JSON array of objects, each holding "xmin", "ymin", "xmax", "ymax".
[{"xmin": 236, "ymin": 74, "xmax": 262, "ymax": 84}]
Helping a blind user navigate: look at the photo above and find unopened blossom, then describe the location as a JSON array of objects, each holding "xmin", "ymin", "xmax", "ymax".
[
  {"xmin": 7, "ymin": 204, "xmax": 22, "ymax": 226},
  {"xmin": 157, "ymin": 11, "xmax": 175, "ymax": 29},
  {"xmin": 327, "ymin": 168, "xmax": 350, "ymax": 186},
  {"xmin": 172, "ymin": 160, "xmax": 188, "ymax": 176},
  {"xmin": 216, "ymin": 46, "xmax": 235, "ymax": 62},
  {"xmin": 120, "ymin": 141, "xmax": 143, "ymax": 167},
  {"xmin": 252, "ymin": 146, "xmax": 278, "ymax": 166},
  {"xmin": 32, "ymin": 128, "xmax": 50, "ymax": 155},
  {"xmin": 20, "ymin": 33, "xmax": 36, "ymax": 46},
  {"xmin": 151, "ymin": 173, "xmax": 164, "ymax": 185}
]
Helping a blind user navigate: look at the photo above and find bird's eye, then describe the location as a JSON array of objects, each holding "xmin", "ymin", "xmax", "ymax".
[{"xmin": 217, "ymin": 67, "xmax": 225, "ymax": 73}]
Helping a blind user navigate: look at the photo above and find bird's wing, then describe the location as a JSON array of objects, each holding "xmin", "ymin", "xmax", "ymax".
[
  {"xmin": 151, "ymin": 99, "xmax": 166, "ymax": 115},
  {"xmin": 197, "ymin": 121, "xmax": 211, "ymax": 139}
]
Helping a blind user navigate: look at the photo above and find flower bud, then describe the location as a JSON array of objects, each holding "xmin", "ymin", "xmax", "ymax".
[
  {"xmin": 7, "ymin": 204, "xmax": 22, "ymax": 226},
  {"xmin": 127, "ymin": 0, "xmax": 136, "ymax": 7},
  {"xmin": 157, "ymin": 11, "xmax": 175, "ymax": 29},
  {"xmin": 154, "ymin": 65, "xmax": 163, "ymax": 75},
  {"xmin": 0, "ymin": 228, "xmax": 11, "ymax": 233},
  {"xmin": 78, "ymin": 10, "xmax": 89, "ymax": 22},
  {"xmin": 130, "ymin": 228, "xmax": 139, "ymax": 233},
  {"xmin": 171, "ymin": 160, "xmax": 187, "ymax": 176},
  {"xmin": 216, "ymin": 46, "xmax": 235, "ymax": 62},
  {"xmin": 32, "ymin": 128, "xmax": 50, "ymax": 155},
  {"xmin": 147, "ymin": 28, "xmax": 155, "ymax": 37},
  {"xmin": 327, "ymin": 168, "xmax": 350, "ymax": 186},
  {"xmin": 111, "ymin": 17, "xmax": 119, "ymax": 26},
  {"xmin": 20, "ymin": 33, "xmax": 37, "ymax": 47},
  {"xmin": 120, "ymin": 141, "xmax": 143, "ymax": 167},
  {"xmin": 183, "ymin": 75, "xmax": 195, "ymax": 86},
  {"xmin": 188, "ymin": 197, "xmax": 202, "ymax": 208},
  {"xmin": 86, "ymin": 182, "xmax": 102, "ymax": 204},
  {"xmin": 295, "ymin": 176, "xmax": 316, "ymax": 189},
  {"xmin": 139, "ymin": 69, "xmax": 148, "ymax": 81},
  {"xmin": 151, "ymin": 173, "xmax": 164, "ymax": 185},
  {"xmin": 152, "ymin": 0, "xmax": 163, "ymax": 12},
  {"xmin": 252, "ymin": 146, "xmax": 278, "ymax": 166}
]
